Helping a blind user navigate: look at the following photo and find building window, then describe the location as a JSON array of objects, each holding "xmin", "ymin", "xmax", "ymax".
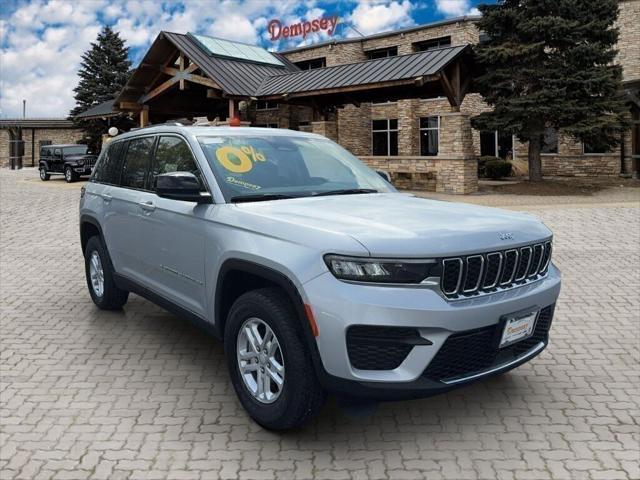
[
  {"xmin": 366, "ymin": 46, "xmax": 398, "ymax": 59},
  {"xmin": 419, "ymin": 116, "xmax": 439, "ymax": 156},
  {"xmin": 372, "ymin": 119, "xmax": 398, "ymax": 156},
  {"xmin": 253, "ymin": 123, "xmax": 278, "ymax": 128},
  {"xmin": 256, "ymin": 100, "xmax": 278, "ymax": 110},
  {"xmin": 480, "ymin": 131, "xmax": 514, "ymax": 159},
  {"xmin": 413, "ymin": 36, "xmax": 452, "ymax": 52},
  {"xmin": 542, "ymin": 127, "xmax": 558, "ymax": 154},
  {"xmin": 294, "ymin": 57, "xmax": 326, "ymax": 70}
]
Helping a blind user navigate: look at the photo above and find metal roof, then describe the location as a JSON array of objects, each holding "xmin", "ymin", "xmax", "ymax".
[
  {"xmin": 75, "ymin": 99, "xmax": 119, "ymax": 119},
  {"xmin": 163, "ymin": 32, "xmax": 297, "ymax": 96},
  {"xmin": 256, "ymin": 44, "xmax": 469, "ymax": 97},
  {"xmin": 0, "ymin": 118, "xmax": 76, "ymax": 128}
]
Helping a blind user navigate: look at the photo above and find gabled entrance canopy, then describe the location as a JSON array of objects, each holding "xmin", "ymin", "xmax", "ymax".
[{"xmin": 114, "ymin": 31, "xmax": 474, "ymax": 126}]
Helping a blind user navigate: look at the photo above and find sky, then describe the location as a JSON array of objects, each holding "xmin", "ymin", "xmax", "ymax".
[{"xmin": 0, "ymin": 0, "xmax": 490, "ymax": 118}]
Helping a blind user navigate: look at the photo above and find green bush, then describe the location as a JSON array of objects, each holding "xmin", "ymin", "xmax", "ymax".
[
  {"xmin": 477, "ymin": 156, "xmax": 500, "ymax": 178},
  {"xmin": 484, "ymin": 159, "xmax": 513, "ymax": 179}
]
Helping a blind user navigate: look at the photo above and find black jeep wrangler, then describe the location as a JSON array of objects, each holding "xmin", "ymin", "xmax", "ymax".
[{"xmin": 39, "ymin": 144, "xmax": 97, "ymax": 182}]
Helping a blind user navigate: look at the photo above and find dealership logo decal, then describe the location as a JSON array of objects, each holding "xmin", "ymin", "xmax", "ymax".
[{"xmin": 268, "ymin": 16, "xmax": 339, "ymax": 41}]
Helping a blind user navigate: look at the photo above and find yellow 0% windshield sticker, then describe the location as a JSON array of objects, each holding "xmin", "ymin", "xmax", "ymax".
[{"xmin": 216, "ymin": 145, "xmax": 266, "ymax": 173}]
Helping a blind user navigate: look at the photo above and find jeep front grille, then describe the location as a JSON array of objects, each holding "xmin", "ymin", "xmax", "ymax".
[{"xmin": 440, "ymin": 241, "xmax": 552, "ymax": 299}]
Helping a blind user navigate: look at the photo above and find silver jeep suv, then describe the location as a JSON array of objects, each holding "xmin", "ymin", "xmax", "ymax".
[{"xmin": 80, "ymin": 125, "xmax": 561, "ymax": 430}]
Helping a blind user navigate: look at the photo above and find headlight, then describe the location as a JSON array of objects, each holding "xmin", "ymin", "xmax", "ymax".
[{"xmin": 324, "ymin": 255, "xmax": 437, "ymax": 284}]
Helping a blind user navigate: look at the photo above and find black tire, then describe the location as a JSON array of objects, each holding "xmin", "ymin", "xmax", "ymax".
[
  {"xmin": 64, "ymin": 166, "xmax": 77, "ymax": 183},
  {"xmin": 84, "ymin": 236, "xmax": 128, "ymax": 310},
  {"xmin": 224, "ymin": 287, "xmax": 326, "ymax": 430},
  {"xmin": 39, "ymin": 167, "xmax": 50, "ymax": 181}
]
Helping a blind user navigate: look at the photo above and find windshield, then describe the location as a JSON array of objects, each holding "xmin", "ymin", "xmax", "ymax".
[
  {"xmin": 63, "ymin": 145, "xmax": 89, "ymax": 155},
  {"xmin": 197, "ymin": 135, "xmax": 393, "ymax": 201}
]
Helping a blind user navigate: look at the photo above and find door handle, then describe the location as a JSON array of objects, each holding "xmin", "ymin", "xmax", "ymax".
[
  {"xmin": 101, "ymin": 193, "xmax": 112, "ymax": 203},
  {"xmin": 139, "ymin": 201, "xmax": 156, "ymax": 211}
]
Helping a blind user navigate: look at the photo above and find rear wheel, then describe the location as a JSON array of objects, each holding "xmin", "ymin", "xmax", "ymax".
[
  {"xmin": 39, "ymin": 167, "xmax": 50, "ymax": 181},
  {"xmin": 224, "ymin": 287, "xmax": 325, "ymax": 430},
  {"xmin": 84, "ymin": 236, "xmax": 128, "ymax": 310}
]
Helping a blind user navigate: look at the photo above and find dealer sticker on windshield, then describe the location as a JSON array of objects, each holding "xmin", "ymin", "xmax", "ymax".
[{"xmin": 500, "ymin": 310, "xmax": 538, "ymax": 348}]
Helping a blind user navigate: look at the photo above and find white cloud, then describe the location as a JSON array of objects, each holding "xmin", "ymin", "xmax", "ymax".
[
  {"xmin": 0, "ymin": 0, "xmax": 426, "ymax": 118},
  {"xmin": 435, "ymin": 0, "xmax": 478, "ymax": 17},
  {"xmin": 348, "ymin": 0, "xmax": 414, "ymax": 36}
]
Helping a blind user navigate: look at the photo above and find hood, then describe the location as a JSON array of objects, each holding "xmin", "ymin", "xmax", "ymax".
[{"xmin": 235, "ymin": 193, "xmax": 552, "ymax": 257}]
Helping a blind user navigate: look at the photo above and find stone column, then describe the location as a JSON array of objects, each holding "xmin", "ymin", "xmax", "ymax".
[
  {"xmin": 398, "ymin": 99, "xmax": 419, "ymax": 156},
  {"xmin": 436, "ymin": 112, "xmax": 478, "ymax": 194},
  {"xmin": 337, "ymin": 103, "xmax": 371, "ymax": 156},
  {"xmin": 311, "ymin": 121, "xmax": 338, "ymax": 142}
]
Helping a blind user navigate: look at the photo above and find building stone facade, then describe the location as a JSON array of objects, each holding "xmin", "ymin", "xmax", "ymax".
[
  {"xmin": 0, "ymin": 120, "xmax": 85, "ymax": 168},
  {"xmin": 269, "ymin": 6, "xmax": 639, "ymax": 189}
]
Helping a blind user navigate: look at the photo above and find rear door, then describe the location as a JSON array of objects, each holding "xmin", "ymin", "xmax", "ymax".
[
  {"xmin": 135, "ymin": 134, "xmax": 209, "ymax": 316},
  {"xmin": 105, "ymin": 136, "xmax": 156, "ymax": 284}
]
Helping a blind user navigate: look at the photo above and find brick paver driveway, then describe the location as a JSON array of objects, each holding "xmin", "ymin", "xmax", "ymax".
[{"xmin": 1, "ymin": 169, "xmax": 639, "ymax": 480}]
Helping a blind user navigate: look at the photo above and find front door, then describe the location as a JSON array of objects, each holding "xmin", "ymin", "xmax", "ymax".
[
  {"xmin": 136, "ymin": 135, "xmax": 209, "ymax": 317},
  {"xmin": 52, "ymin": 147, "xmax": 64, "ymax": 172}
]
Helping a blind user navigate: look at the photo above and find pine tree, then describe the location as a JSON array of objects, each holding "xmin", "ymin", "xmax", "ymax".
[
  {"xmin": 471, "ymin": 0, "xmax": 629, "ymax": 181},
  {"xmin": 71, "ymin": 26, "xmax": 132, "ymax": 148}
]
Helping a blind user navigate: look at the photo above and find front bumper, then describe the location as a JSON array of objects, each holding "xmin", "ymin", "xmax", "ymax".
[
  {"xmin": 73, "ymin": 166, "xmax": 92, "ymax": 174},
  {"xmin": 303, "ymin": 264, "xmax": 561, "ymax": 399}
]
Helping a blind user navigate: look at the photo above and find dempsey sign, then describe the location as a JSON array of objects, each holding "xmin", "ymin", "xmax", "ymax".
[{"xmin": 268, "ymin": 15, "xmax": 339, "ymax": 41}]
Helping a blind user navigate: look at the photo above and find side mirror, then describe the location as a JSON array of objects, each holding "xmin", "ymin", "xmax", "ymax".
[
  {"xmin": 376, "ymin": 169, "xmax": 391, "ymax": 183},
  {"xmin": 156, "ymin": 172, "xmax": 212, "ymax": 204}
]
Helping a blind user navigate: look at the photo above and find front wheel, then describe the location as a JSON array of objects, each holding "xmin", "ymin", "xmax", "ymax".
[
  {"xmin": 84, "ymin": 236, "xmax": 128, "ymax": 310},
  {"xmin": 39, "ymin": 168, "xmax": 50, "ymax": 181},
  {"xmin": 224, "ymin": 287, "xmax": 325, "ymax": 430},
  {"xmin": 64, "ymin": 166, "xmax": 77, "ymax": 183}
]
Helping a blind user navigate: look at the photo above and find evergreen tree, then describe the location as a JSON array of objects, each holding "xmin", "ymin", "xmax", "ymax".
[
  {"xmin": 471, "ymin": 0, "xmax": 629, "ymax": 181},
  {"xmin": 71, "ymin": 26, "xmax": 132, "ymax": 149}
]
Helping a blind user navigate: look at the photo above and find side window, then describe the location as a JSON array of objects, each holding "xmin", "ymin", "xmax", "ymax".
[
  {"xmin": 53, "ymin": 148, "xmax": 62, "ymax": 158},
  {"xmin": 92, "ymin": 141, "xmax": 124, "ymax": 185},
  {"xmin": 121, "ymin": 137, "xmax": 154, "ymax": 190},
  {"xmin": 151, "ymin": 136, "xmax": 204, "ymax": 190}
]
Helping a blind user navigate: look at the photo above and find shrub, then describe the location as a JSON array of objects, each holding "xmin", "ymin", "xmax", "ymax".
[
  {"xmin": 484, "ymin": 158, "xmax": 513, "ymax": 179},
  {"xmin": 477, "ymin": 156, "xmax": 500, "ymax": 178}
]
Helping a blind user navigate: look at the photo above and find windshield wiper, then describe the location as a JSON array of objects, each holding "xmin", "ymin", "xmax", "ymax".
[
  {"xmin": 311, "ymin": 188, "xmax": 378, "ymax": 197},
  {"xmin": 230, "ymin": 193, "xmax": 296, "ymax": 203}
]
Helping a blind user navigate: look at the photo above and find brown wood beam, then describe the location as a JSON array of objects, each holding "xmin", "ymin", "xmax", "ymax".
[
  {"xmin": 139, "ymin": 75, "xmax": 180, "ymax": 104},
  {"xmin": 162, "ymin": 63, "xmax": 198, "ymax": 77},
  {"xmin": 139, "ymin": 106, "xmax": 149, "ymax": 127},
  {"xmin": 119, "ymin": 101, "xmax": 142, "ymax": 111},
  {"xmin": 439, "ymin": 70, "xmax": 459, "ymax": 110},
  {"xmin": 453, "ymin": 61, "xmax": 461, "ymax": 106},
  {"xmin": 184, "ymin": 74, "xmax": 221, "ymax": 90}
]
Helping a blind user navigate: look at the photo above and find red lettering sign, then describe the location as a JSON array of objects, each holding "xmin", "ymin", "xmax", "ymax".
[{"xmin": 268, "ymin": 16, "xmax": 340, "ymax": 41}]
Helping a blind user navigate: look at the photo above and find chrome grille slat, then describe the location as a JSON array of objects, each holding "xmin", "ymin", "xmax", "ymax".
[
  {"xmin": 500, "ymin": 249, "xmax": 519, "ymax": 285},
  {"xmin": 483, "ymin": 252, "xmax": 503, "ymax": 289},
  {"xmin": 440, "ymin": 242, "xmax": 552, "ymax": 300},
  {"xmin": 441, "ymin": 258, "xmax": 463, "ymax": 295},
  {"xmin": 463, "ymin": 255, "xmax": 484, "ymax": 293},
  {"xmin": 515, "ymin": 246, "xmax": 532, "ymax": 281},
  {"xmin": 529, "ymin": 243, "xmax": 544, "ymax": 277}
]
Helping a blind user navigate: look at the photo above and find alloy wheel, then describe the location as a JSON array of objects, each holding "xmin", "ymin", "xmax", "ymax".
[
  {"xmin": 236, "ymin": 317, "xmax": 285, "ymax": 404},
  {"xmin": 89, "ymin": 251, "xmax": 104, "ymax": 297}
]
